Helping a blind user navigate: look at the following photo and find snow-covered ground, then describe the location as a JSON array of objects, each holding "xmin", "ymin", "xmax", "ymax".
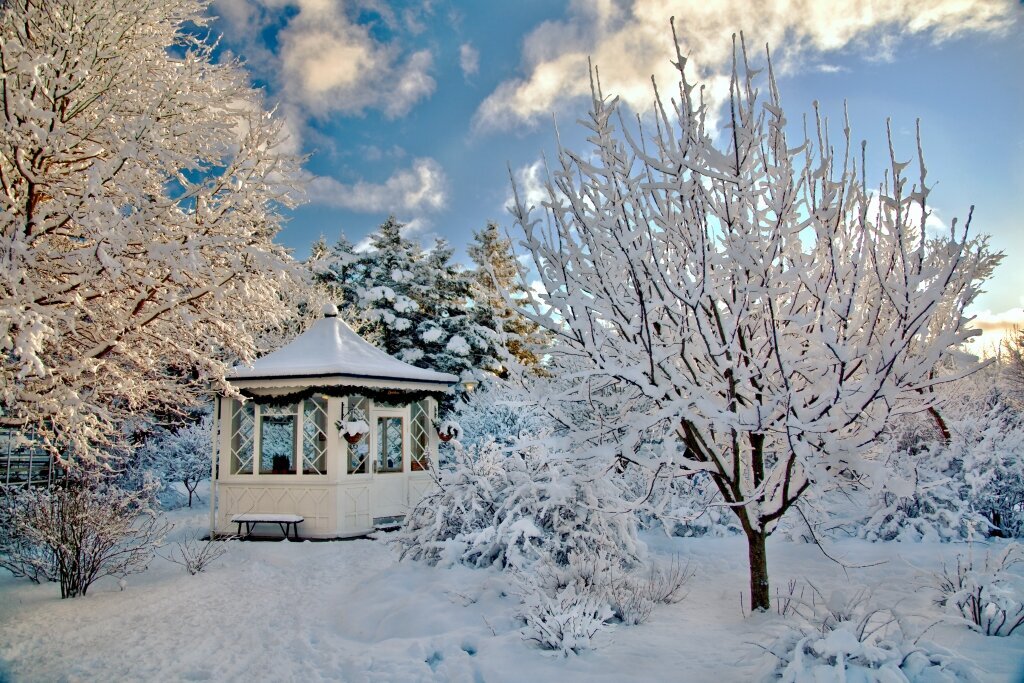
[{"xmin": 1, "ymin": 505, "xmax": 1022, "ymax": 683}]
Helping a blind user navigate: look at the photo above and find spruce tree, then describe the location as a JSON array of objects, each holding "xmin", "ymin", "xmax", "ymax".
[
  {"xmin": 312, "ymin": 217, "xmax": 503, "ymax": 413},
  {"xmin": 467, "ymin": 222, "xmax": 546, "ymax": 375}
]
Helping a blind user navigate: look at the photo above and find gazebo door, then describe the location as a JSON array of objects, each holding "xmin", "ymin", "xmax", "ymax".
[{"xmin": 369, "ymin": 406, "xmax": 410, "ymax": 520}]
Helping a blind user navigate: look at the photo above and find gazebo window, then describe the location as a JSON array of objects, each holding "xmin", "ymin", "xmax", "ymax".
[
  {"xmin": 260, "ymin": 404, "xmax": 297, "ymax": 474},
  {"xmin": 230, "ymin": 400, "xmax": 255, "ymax": 475},
  {"xmin": 410, "ymin": 400, "xmax": 429, "ymax": 471},
  {"xmin": 347, "ymin": 396, "xmax": 370, "ymax": 475},
  {"xmin": 376, "ymin": 417, "xmax": 404, "ymax": 473},
  {"xmin": 302, "ymin": 397, "xmax": 327, "ymax": 475}
]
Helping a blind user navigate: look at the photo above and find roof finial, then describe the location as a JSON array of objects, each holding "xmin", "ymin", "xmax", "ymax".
[{"xmin": 322, "ymin": 303, "xmax": 339, "ymax": 318}]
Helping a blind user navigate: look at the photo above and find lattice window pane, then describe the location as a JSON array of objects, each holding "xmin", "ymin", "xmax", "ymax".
[
  {"xmin": 260, "ymin": 404, "xmax": 297, "ymax": 474},
  {"xmin": 410, "ymin": 401, "xmax": 429, "ymax": 471},
  {"xmin": 302, "ymin": 396, "xmax": 327, "ymax": 475},
  {"xmin": 230, "ymin": 400, "xmax": 255, "ymax": 474},
  {"xmin": 347, "ymin": 396, "xmax": 370, "ymax": 475},
  {"xmin": 376, "ymin": 417, "xmax": 404, "ymax": 474}
]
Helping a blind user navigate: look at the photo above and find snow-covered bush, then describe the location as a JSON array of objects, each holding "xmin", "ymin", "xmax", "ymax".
[
  {"xmin": 858, "ymin": 420, "xmax": 977, "ymax": 543},
  {"xmin": 932, "ymin": 542, "xmax": 1024, "ymax": 637},
  {"xmin": 0, "ymin": 494, "xmax": 58, "ymax": 584},
  {"xmin": 605, "ymin": 555, "xmax": 693, "ymax": 625},
  {"xmin": 395, "ymin": 438, "xmax": 642, "ymax": 573},
  {"xmin": 850, "ymin": 385, "xmax": 1024, "ymax": 543},
  {"xmin": 162, "ymin": 528, "xmax": 228, "ymax": 575},
  {"xmin": 761, "ymin": 587, "xmax": 979, "ymax": 682},
  {"xmin": 0, "ymin": 476, "xmax": 168, "ymax": 598},
  {"xmin": 140, "ymin": 415, "xmax": 212, "ymax": 509},
  {"xmin": 953, "ymin": 395, "xmax": 1024, "ymax": 538},
  {"xmin": 450, "ymin": 380, "xmax": 546, "ymax": 450},
  {"xmin": 396, "ymin": 438, "xmax": 651, "ymax": 653},
  {"xmin": 516, "ymin": 558, "xmax": 614, "ymax": 656}
]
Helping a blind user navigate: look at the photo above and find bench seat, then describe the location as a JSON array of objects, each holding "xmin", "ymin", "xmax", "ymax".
[{"xmin": 230, "ymin": 513, "xmax": 304, "ymax": 540}]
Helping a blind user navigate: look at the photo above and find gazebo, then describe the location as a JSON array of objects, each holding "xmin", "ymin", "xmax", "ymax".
[{"xmin": 209, "ymin": 304, "xmax": 459, "ymax": 538}]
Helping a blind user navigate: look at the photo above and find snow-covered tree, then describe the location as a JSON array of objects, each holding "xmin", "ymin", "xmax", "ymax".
[
  {"xmin": 1002, "ymin": 327, "xmax": 1024, "ymax": 398},
  {"xmin": 0, "ymin": 0, "xmax": 303, "ymax": 463},
  {"xmin": 467, "ymin": 222, "xmax": 547, "ymax": 374},
  {"xmin": 414, "ymin": 237, "xmax": 503, "ymax": 386},
  {"xmin": 506, "ymin": 32, "xmax": 999, "ymax": 611},
  {"xmin": 313, "ymin": 217, "xmax": 503, "ymax": 412},
  {"xmin": 141, "ymin": 415, "xmax": 212, "ymax": 508}
]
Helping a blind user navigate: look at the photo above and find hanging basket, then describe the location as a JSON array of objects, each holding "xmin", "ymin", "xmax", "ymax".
[
  {"xmin": 338, "ymin": 416, "xmax": 369, "ymax": 445},
  {"xmin": 435, "ymin": 419, "xmax": 462, "ymax": 443}
]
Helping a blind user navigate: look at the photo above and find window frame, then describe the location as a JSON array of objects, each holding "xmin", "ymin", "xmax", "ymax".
[{"xmin": 227, "ymin": 396, "xmax": 330, "ymax": 478}]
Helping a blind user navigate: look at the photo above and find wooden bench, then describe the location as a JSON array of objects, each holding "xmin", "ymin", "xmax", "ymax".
[{"xmin": 231, "ymin": 513, "xmax": 304, "ymax": 541}]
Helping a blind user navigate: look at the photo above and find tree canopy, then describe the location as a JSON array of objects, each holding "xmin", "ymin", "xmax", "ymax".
[
  {"xmin": 0, "ymin": 0, "xmax": 303, "ymax": 462},
  {"xmin": 507, "ymin": 33, "xmax": 999, "ymax": 610}
]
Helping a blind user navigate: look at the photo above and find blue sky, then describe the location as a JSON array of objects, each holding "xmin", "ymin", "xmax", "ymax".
[{"xmin": 210, "ymin": 0, "xmax": 1023, "ymax": 341}]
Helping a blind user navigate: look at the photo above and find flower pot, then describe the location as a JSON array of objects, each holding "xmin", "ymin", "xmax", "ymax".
[{"xmin": 344, "ymin": 432, "xmax": 365, "ymax": 444}]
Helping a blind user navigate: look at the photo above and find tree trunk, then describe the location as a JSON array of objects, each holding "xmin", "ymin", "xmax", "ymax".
[
  {"xmin": 745, "ymin": 527, "xmax": 770, "ymax": 612},
  {"xmin": 990, "ymin": 510, "xmax": 1005, "ymax": 538}
]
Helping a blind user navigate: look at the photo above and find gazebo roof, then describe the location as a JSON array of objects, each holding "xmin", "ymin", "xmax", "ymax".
[{"xmin": 229, "ymin": 305, "xmax": 459, "ymax": 387}]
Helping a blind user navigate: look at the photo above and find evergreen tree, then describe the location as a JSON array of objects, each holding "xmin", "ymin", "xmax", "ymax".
[
  {"xmin": 311, "ymin": 217, "xmax": 503, "ymax": 413},
  {"xmin": 467, "ymin": 222, "xmax": 547, "ymax": 375}
]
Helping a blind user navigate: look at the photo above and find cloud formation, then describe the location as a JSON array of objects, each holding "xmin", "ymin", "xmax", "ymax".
[
  {"xmin": 214, "ymin": 0, "xmax": 435, "ymax": 119},
  {"xmin": 307, "ymin": 158, "xmax": 448, "ymax": 214},
  {"xmin": 474, "ymin": 0, "xmax": 1016, "ymax": 131},
  {"xmin": 505, "ymin": 159, "xmax": 550, "ymax": 214},
  {"xmin": 460, "ymin": 43, "xmax": 480, "ymax": 78}
]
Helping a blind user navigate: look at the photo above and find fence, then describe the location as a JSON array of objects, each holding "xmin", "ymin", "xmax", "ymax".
[{"xmin": 0, "ymin": 425, "xmax": 59, "ymax": 490}]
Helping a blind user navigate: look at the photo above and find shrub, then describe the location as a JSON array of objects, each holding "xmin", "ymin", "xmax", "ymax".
[
  {"xmin": 514, "ymin": 551, "xmax": 617, "ymax": 654},
  {"xmin": 394, "ymin": 438, "xmax": 642, "ymax": 573},
  {"xmin": 162, "ymin": 528, "xmax": 228, "ymax": 575},
  {"xmin": 0, "ymin": 494, "xmax": 58, "ymax": 583},
  {"xmin": 858, "ymin": 427, "xmax": 977, "ymax": 543},
  {"xmin": 0, "ymin": 476, "xmax": 168, "ymax": 598},
  {"xmin": 396, "ymin": 439, "xmax": 656, "ymax": 653},
  {"xmin": 761, "ymin": 587, "xmax": 979, "ymax": 682},
  {"xmin": 933, "ymin": 542, "xmax": 1024, "ymax": 637}
]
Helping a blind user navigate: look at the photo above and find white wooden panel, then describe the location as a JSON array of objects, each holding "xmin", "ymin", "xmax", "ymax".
[{"xmin": 339, "ymin": 484, "xmax": 371, "ymax": 533}]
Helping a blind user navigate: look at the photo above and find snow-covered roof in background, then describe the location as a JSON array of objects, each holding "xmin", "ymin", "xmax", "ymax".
[{"xmin": 230, "ymin": 305, "xmax": 459, "ymax": 386}]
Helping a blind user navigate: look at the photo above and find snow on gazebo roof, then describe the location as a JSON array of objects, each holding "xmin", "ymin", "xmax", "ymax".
[{"xmin": 229, "ymin": 304, "xmax": 459, "ymax": 387}]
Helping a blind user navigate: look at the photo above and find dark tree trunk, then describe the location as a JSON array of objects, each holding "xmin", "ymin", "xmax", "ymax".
[
  {"xmin": 989, "ymin": 510, "xmax": 1005, "ymax": 538},
  {"xmin": 745, "ymin": 527, "xmax": 770, "ymax": 612}
]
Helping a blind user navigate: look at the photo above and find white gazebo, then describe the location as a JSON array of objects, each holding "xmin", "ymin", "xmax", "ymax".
[{"xmin": 209, "ymin": 304, "xmax": 458, "ymax": 538}]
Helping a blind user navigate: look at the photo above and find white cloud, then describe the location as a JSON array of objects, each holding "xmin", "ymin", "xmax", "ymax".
[
  {"xmin": 460, "ymin": 43, "xmax": 480, "ymax": 78},
  {"xmin": 307, "ymin": 158, "xmax": 448, "ymax": 213},
  {"xmin": 214, "ymin": 0, "xmax": 435, "ymax": 120},
  {"xmin": 505, "ymin": 159, "xmax": 550, "ymax": 214},
  {"xmin": 473, "ymin": 0, "xmax": 1016, "ymax": 132}
]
